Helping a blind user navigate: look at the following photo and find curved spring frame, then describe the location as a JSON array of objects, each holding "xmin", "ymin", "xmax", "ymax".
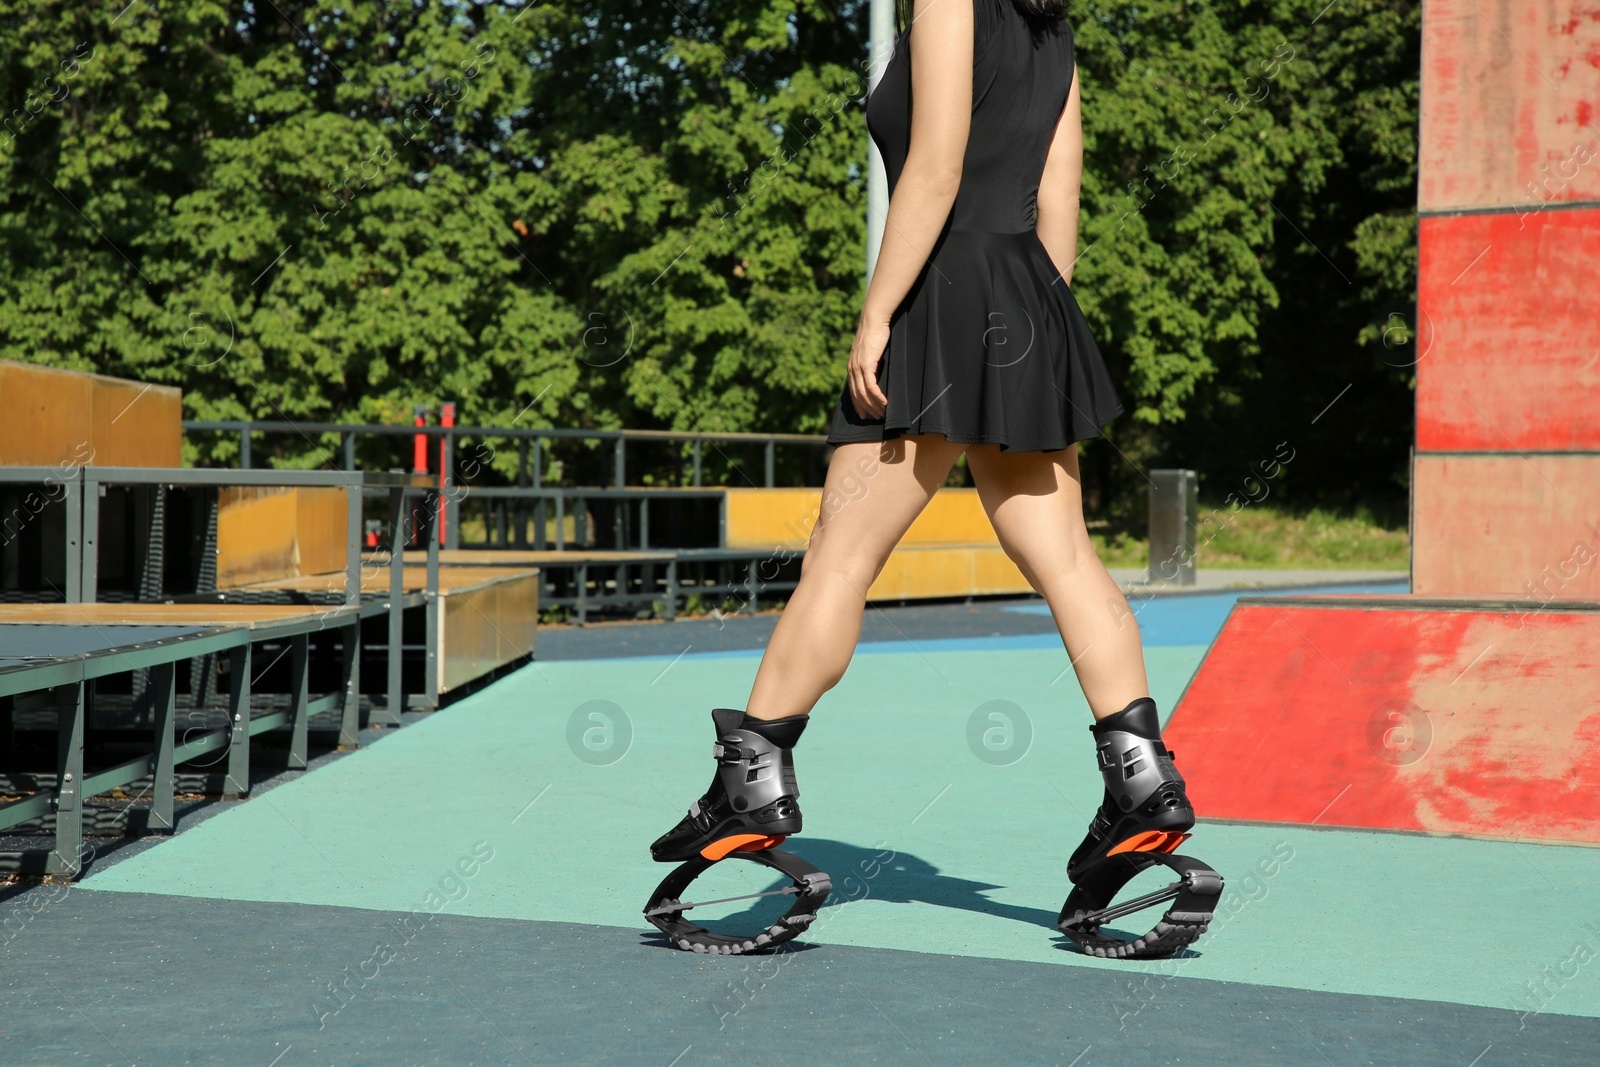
[
  {"xmin": 645, "ymin": 848, "xmax": 832, "ymax": 955},
  {"xmin": 1058, "ymin": 852, "xmax": 1224, "ymax": 960}
]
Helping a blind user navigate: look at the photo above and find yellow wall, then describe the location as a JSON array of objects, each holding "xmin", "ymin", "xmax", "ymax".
[
  {"xmin": 724, "ymin": 487, "xmax": 1000, "ymax": 548},
  {"xmin": 217, "ymin": 486, "xmax": 348, "ymax": 588},
  {"xmin": 724, "ymin": 488, "xmax": 1037, "ymax": 599},
  {"xmin": 0, "ymin": 359, "xmax": 181, "ymax": 467},
  {"xmin": 866, "ymin": 544, "xmax": 1033, "ymax": 600}
]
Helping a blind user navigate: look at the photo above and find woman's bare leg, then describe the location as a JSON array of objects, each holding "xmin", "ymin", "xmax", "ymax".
[
  {"xmin": 963, "ymin": 442, "xmax": 1149, "ymax": 720},
  {"xmin": 744, "ymin": 434, "xmax": 965, "ymax": 721}
]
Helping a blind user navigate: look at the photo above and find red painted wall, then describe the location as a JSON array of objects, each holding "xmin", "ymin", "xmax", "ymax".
[
  {"xmin": 1420, "ymin": 0, "xmax": 1600, "ymax": 212},
  {"xmin": 1416, "ymin": 208, "xmax": 1600, "ymax": 451},
  {"xmin": 1167, "ymin": 603, "xmax": 1600, "ymax": 843},
  {"xmin": 1412, "ymin": 454, "xmax": 1600, "ymax": 596}
]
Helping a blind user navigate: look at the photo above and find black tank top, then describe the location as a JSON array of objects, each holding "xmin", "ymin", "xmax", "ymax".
[
  {"xmin": 867, "ymin": 0, "xmax": 1074, "ymax": 235},
  {"xmin": 828, "ymin": 1, "xmax": 1120, "ymax": 454}
]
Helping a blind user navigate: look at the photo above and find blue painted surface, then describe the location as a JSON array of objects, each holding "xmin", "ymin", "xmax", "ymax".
[
  {"xmin": 1003, "ymin": 580, "xmax": 1410, "ymax": 647},
  {"xmin": 51, "ymin": 569, "xmax": 1600, "ymax": 1063},
  {"xmin": 624, "ymin": 580, "xmax": 1412, "ymax": 660}
]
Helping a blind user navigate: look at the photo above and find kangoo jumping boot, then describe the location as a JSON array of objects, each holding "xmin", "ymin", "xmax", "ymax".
[
  {"xmin": 650, "ymin": 708, "xmax": 808, "ymax": 864},
  {"xmin": 1067, "ymin": 697, "xmax": 1195, "ymax": 882}
]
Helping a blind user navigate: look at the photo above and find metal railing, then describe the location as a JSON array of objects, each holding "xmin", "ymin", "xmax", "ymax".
[
  {"xmin": 183, "ymin": 420, "xmax": 831, "ymax": 555},
  {"xmin": 182, "ymin": 420, "xmax": 831, "ymax": 489}
]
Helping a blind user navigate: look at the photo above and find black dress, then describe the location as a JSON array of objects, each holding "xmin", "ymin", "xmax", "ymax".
[{"xmin": 826, "ymin": 0, "xmax": 1123, "ymax": 454}]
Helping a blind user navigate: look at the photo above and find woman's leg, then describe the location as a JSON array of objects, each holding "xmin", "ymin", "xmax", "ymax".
[
  {"xmin": 963, "ymin": 442, "xmax": 1149, "ymax": 720},
  {"xmin": 744, "ymin": 433, "xmax": 966, "ymax": 721},
  {"xmin": 650, "ymin": 433, "xmax": 963, "ymax": 863}
]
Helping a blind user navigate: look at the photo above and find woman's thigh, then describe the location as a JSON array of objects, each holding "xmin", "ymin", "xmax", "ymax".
[
  {"xmin": 804, "ymin": 435, "xmax": 966, "ymax": 577},
  {"xmin": 962, "ymin": 443, "xmax": 1095, "ymax": 577}
]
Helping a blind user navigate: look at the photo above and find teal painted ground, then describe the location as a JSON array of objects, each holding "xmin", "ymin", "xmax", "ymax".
[{"xmin": 81, "ymin": 639, "xmax": 1600, "ymax": 1024}]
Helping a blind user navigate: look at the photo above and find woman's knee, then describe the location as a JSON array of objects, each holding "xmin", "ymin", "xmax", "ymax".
[
  {"xmin": 800, "ymin": 526, "xmax": 883, "ymax": 588},
  {"xmin": 1005, "ymin": 538, "xmax": 1089, "ymax": 593}
]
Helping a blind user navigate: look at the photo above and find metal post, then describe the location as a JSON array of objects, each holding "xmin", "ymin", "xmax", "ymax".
[
  {"xmin": 1147, "ymin": 469, "xmax": 1200, "ymax": 586},
  {"xmin": 51, "ymin": 681, "xmax": 86, "ymax": 877},
  {"xmin": 137, "ymin": 485, "xmax": 165, "ymax": 603},
  {"xmin": 423, "ymin": 490, "xmax": 441, "ymax": 711},
  {"xmin": 64, "ymin": 467, "xmax": 82, "ymax": 603},
  {"xmin": 150, "ymin": 662, "xmax": 176, "ymax": 832},
  {"xmin": 692, "ymin": 440, "xmax": 703, "ymax": 487},
  {"xmin": 442, "ymin": 431, "xmax": 458, "ymax": 550},
  {"xmin": 614, "ymin": 435, "xmax": 626, "ymax": 489},
  {"xmin": 440, "ymin": 404, "xmax": 457, "ymax": 550},
  {"xmin": 532, "ymin": 437, "xmax": 545, "ymax": 551},
  {"xmin": 765, "ymin": 439, "xmax": 776, "ymax": 487},
  {"xmin": 514, "ymin": 439, "xmax": 529, "ymax": 548},
  {"xmin": 577, "ymin": 562, "xmax": 588, "ymax": 626},
  {"xmin": 555, "ymin": 495, "xmax": 565, "ymax": 551},
  {"xmin": 343, "ymin": 431, "xmax": 356, "ymax": 471},
  {"xmin": 413, "ymin": 405, "xmax": 430, "ymax": 474},
  {"xmin": 640, "ymin": 497, "xmax": 650, "ymax": 550},
  {"xmin": 338, "ymin": 622, "xmax": 360, "ymax": 749},
  {"xmin": 224, "ymin": 643, "xmax": 252, "ymax": 798},
  {"xmin": 384, "ymin": 486, "xmax": 405, "ymax": 726},
  {"xmin": 240, "ymin": 426, "xmax": 252, "ymax": 469},
  {"xmin": 288, "ymin": 634, "xmax": 310, "ymax": 769},
  {"xmin": 338, "ymin": 479, "xmax": 362, "ymax": 734},
  {"xmin": 345, "ymin": 483, "xmax": 362, "ymax": 607},
  {"xmin": 666, "ymin": 558, "xmax": 678, "ymax": 621},
  {"xmin": 80, "ymin": 475, "xmax": 100, "ymax": 605},
  {"xmin": 866, "ymin": 0, "xmax": 894, "ymax": 281}
]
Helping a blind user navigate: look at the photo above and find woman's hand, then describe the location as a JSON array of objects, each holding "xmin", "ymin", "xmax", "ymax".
[{"xmin": 846, "ymin": 313, "xmax": 892, "ymax": 420}]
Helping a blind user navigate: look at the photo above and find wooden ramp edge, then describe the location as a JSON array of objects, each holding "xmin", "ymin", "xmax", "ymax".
[{"xmin": 1165, "ymin": 597, "xmax": 1600, "ymax": 845}]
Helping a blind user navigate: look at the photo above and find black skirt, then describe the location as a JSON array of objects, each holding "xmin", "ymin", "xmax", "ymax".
[{"xmin": 826, "ymin": 227, "xmax": 1124, "ymax": 454}]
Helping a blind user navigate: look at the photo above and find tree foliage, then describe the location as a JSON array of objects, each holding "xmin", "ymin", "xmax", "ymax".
[{"xmin": 0, "ymin": 0, "xmax": 1416, "ymax": 511}]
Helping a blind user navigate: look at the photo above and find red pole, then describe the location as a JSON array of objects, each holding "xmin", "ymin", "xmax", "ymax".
[
  {"xmin": 439, "ymin": 401, "xmax": 456, "ymax": 546},
  {"xmin": 412, "ymin": 404, "xmax": 430, "ymax": 474}
]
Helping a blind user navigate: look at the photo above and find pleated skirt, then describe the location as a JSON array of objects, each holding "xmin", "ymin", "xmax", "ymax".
[{"xmin": 826, "ymin": 228, "xmax": 1123, "ymax": 453}]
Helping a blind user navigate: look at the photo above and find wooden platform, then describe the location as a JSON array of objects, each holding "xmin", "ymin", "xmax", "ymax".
[
  {"xmin": 227, "ymin": 565, "xmax": 541, "ymax": 598},
  {"xmin": 0, "ymin": 603, "xmax": 359, "ymax": 635},
  {"xmin": 217, "ymin": 564, "xmax": 541, "ymax": 695},
  {"xmin": 362, "ymin": 549, "xmax": 672, "ymax": 567}
]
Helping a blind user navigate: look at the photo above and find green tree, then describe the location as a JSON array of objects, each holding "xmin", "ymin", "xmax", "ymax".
[
  {"xmin": 1, "ymin": 0, "xmax": 1416, "ymax": 516},
  {"xmin": 1069, "ymin": 0, "xmax": 1418, "ymax": 516}
]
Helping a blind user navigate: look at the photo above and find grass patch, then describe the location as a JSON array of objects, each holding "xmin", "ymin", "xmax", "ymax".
[
  {"xmin": 1088, "ymin": 522, "xmax": 1148, "ymax": 568},
  {"xmin": 1091, "ymin": 503, "xmax": 1408, "ymax": 570}
]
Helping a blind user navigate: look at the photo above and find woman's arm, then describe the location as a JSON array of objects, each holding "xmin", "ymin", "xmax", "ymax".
[
  {"xmin": 1035, "ymin": 63, "xmax": 1083, "ymax": 285},
  {"xmin": 848, "ymin": 0, "xmax": 974, "ymax": 419}
]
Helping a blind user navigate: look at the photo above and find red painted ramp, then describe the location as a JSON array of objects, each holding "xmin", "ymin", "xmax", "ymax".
[{"xmin": 1165, "ymin": 596, "xmax": 1600, "ymax": 845}]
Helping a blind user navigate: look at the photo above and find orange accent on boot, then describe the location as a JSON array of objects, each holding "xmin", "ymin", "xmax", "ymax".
[
  {"xmin": 734, "ymin": 834, "xmax": 787, "ymax": 853},
  {"xmin": 1106, "ymin": 830, "xmax": 1190, "ymax": 857},
  {"xmin": 700, "ymin": 833, "xmax": 786, "ymax": 861}
]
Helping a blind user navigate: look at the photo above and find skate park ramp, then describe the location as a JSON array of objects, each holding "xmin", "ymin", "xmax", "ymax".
[
  {"xmin": 1164, "ymin": 594, "xmax": 1600, "ymax": 844},
  {"xmin": 5, "ymin": 581, "xmax": 1597, "ymax": 1065}
]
